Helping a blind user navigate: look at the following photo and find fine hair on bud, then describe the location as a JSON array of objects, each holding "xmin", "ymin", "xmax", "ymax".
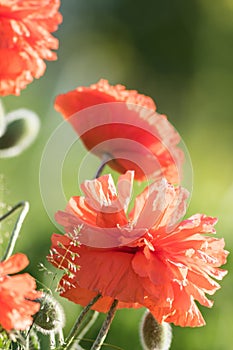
[
  {"xmin": 139, "ymin": 310, "xmax": 172, "ymax": 350},
  {"xmin": 33, "ymin": 293, "xmax": 65, "ymax": 335}
]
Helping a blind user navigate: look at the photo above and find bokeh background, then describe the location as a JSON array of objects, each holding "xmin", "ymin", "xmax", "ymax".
[{"xmin": 1, "ymin": 0, "xmax": 233, "ymax": 349}]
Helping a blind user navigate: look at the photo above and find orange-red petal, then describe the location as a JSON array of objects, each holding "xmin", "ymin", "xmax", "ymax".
[
  {"xmin": 0, "ymin": 0, "xmax": 62, "ymax": 95},
  {"xmin": 0, "ymin": 253, "xmax": 29, "ymax": 275},
  {"xmin": 54, "ymin": 80, "xmax": 183, "ymax": 182},
  {"xmin": 0, "ymin": 253, "xmax": 42, "ymax": 331},
  {"xmin": 54, "ymin": 79, "xmax": 156, "ymax": 118},
  {"xmin": 49, "ymin": 174, "xmax": 228, "ymax": 328}
]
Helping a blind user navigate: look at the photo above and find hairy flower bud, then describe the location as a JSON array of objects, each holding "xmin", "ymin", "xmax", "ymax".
[
  {"xmin": 140, "ymin": 310, "xmax": 172, "ymax": 350},
  {"xmin": 33, "ymin": 293, "xmax": 65, "ymax": 334}
]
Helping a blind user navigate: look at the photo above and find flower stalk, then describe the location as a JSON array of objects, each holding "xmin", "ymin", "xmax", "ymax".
[
  {"xmin": 62, "ymin": 294, "xmax": 102, "ymax": 350},
  {"xmin": 94, "ymin": 153, "xmax": 112, "ymax": 179},
  {"xmin": 0, "ymin": 201, "xmax": 29, "ymax": 260},
  {"xmin": 90, "ymin": 299, "xmax": 118, "ymax": 350},
  {"xmin": 74, "ymin": 311, "xmax": 99, "ymax": 347}
]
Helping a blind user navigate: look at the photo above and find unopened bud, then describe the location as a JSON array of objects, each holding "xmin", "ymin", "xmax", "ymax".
[
  {"xmin": 33, "ymin": 293, "xmax": 65, "ymax": 334},
  {"xmin": 139, "ymin": 310, "xmax": 172, "ymax": 350}
]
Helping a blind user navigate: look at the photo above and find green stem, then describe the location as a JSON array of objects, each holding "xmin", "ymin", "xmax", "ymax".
[
  {"xmin": 62, "ymin": 294, "xmax": 102, "ymax": 350},
  {"xmin": 72, "ymin": 311, "xmax": 99, "ymax": 350},
  {"xmin": 90, "ymin": 300, "xmax": 118, "ymax": 350},
  {"xmin": 50, "ymin": 332, "xmax": 56, "ymax": 349},
  {"xmin": 0, "ymin": 99, "xmax": 5, "ymax": 137},
  {"xmin": 25, "ymin": 332, "xmax": 30, "ymax": 350},
  {"xmin": 58, "ymin": 328, "xmax": 65, "ymax": 346},
  {"xmin": 77, "ymin": 310, "xmax": 99, "ymax": 343},
  {"xmin": 0, "ymin": 201, "xmax": 29, "ymax": 261}
]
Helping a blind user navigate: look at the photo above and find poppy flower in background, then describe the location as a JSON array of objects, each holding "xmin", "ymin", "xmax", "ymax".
[
  {"xmin": 54, "ymin": 79, "xmax": 184, "ymax": 183},
  {"xmin": 49, "ymin": 171, "xmax": 228, "ymax": 327},
  {"xmin": 0, "ymin": 0, "xmax": 62, "ymax": 96},
  {"xmin": 0, "ymin": 253, "xmax": 42, "ymax": 331}
]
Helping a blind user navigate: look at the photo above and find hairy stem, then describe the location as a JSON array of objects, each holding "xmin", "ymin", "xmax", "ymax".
[
  {"xmin": 50, "ymin": 332, "xmax": 56, "ymax": 349},
  {"xmin": 62, "ymin": 294, "xmax": 102, "ymax": 350},
  {"xmin": 77, "ymin": 310, "xmax": 99, "ymax": 343},
  {"xmin": 90, "ymin": 299, "xmax": 118, "ymax": 350},
  {"xmin": 0, "ymin": 201, "xmax": 29, "ymax": 261}
]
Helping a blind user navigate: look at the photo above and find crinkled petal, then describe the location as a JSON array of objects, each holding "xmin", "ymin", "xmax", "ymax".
[
  {"xmin": 54, "ymin": 79, "xmax": 156, "ymax": 118},
  {"xmin": 117, "ymin": 170, "xmax": 134, "ymax": 212},
  {"xmin": 81, "ymin": 174, "xmax": 118, "ymax": 210},
  {"xmin": 130, "ymin": 178, "xmax": 188, "ymax": 230},
  {"xmin": 0, "ymin": 0, "xmax": 62, "ymax": 96},
  {"xmin": 49, "ymin": 173, "xmax": 228, "ymax": 328},
  {"xmin": 59, "ymin": 279, "xmax": 141, "ymax": 313},
  {"xmin": 50, "ymin": 234, "xmax": 145, "ymax": 304},
  {"xmin": 0, "ymin": 254, "xmax": 41, "ymax": 331}
]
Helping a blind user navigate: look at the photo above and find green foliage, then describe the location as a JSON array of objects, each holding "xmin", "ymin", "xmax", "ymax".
[
  {"xmin": 0, "ymin": 330, "xmax": 11, "ymax": 350},
  {"xmin": 28, "ymin": 330, "xmax": 41, "ymax": 350}
]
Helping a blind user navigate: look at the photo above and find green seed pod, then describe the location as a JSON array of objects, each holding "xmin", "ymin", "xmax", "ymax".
[
  {"xmin": 139, "ymin": 310, "xmax": 172, "ymax": 350},
  {"xmin": 33, "ymin": 293, "xmax": 65, "ymax": 335}
]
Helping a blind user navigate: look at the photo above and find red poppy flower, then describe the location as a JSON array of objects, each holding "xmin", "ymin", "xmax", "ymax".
[
  {"xmin": 54, "ymin": 80, "xmax": 183, "ymax": 183},
  {"xmin": 49, "ymin": 171, "xmax": 228, "ymax": 327},
  {"xmin": 0, "ymin": 253, "xmax": 42, "ymax": 331},
  {"xmin": 0, "ymin": 0, "xmax": 62, "ymax": 96}
]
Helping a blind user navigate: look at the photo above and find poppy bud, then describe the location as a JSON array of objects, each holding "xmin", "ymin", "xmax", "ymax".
[
  {"xmin": 33, "ymin": 293, "xmax": 65, "ymax": 335},
  {"xmin": 140, "ymin": 310, "xmax": 172, "ymax": 350}
]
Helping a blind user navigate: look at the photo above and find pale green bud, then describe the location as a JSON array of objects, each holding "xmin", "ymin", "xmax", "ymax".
[{"xmin": 139, "ymin": 310, "xmax": 172, "ymax": 350}]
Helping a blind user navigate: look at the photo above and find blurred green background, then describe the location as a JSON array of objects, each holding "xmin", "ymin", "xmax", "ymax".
[{"xmin": 1, "ymin": 0, "xmax": 233, "ymax": 349}]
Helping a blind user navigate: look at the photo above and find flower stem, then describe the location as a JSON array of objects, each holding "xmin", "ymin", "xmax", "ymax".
[
  {"xmin": 77, "ymin": 310, "xmax": 99, "ymax": 343},
  {"xmin": 0, "ymin": 99, "xmax": 5, "ymax": 137},
  {"xmin": 94, "ymin": 153, "xmax": 112, "ymax": 179},
  {"xmin": 0, "ymin": 201, "xmax": 29, "ymax": 261},
  {"xmin": 62, "ymin": 294, "xmax": 102, "ymax": 350},
  {"xmin": 72, "ymin": 311, "xmax": 99, "ymax": 350},
  {"xmin": 50, "ymin": 332, "xmax": 56, "ymax": 349},
  {"xmin": 58, "ymin": 328, "xmax": 65, "ymax": 347},
  {"xmin": 25, "ymin": 332, "xmax": 30, "ymax": 350},
  {"xmin": 90, "ymin": 299, "xmax": 118, "ymax": 350}
]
